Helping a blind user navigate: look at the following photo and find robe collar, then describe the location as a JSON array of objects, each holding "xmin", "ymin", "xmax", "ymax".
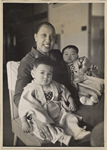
[
  {"xmin": 32, "ymin": 79, "xmax": 59, "ymax": 105},
  {"xmin": 31, "ymin": 47, "xmax": 49, "ymax": 57}
]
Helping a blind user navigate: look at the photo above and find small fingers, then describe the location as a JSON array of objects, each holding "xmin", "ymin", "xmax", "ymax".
[
  {"xmin": 23, "ymin": 127, "xmax": 31, "ymax": 133},
  {"xmin": 47, "ymin": 124, "xmax": 57, "ymax": 134},
  {"xmin": 39, "ymin": 125, "xmax": 53, "ymax": 141},
  {"xmin": 23, "ymin": 129, "xmax": 28, "ymax": 133},
  {"xmin": 70, "ymin": 107, "xmax": 75, "ymax": 112},
  {"xmin": 40, "ymin": 131, "xmax": 47, "ymax": 139},
  {"xmin": 43, "ymin": 126, "xmax": 53, "ymax": 140},
  {"xmin": 91, "ymin": 65, "xmax": 98, "ymax": 70},
  {"xmin": 70, "ymin": 105, "xmax": 77, "ymax": 112}
]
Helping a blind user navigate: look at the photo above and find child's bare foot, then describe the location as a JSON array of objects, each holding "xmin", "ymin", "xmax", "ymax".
[
  {"xmin": 22, "ymin": 121, "xmax": 32, "ymax": 133},
  {"xmin": 80, "ymin": 96, "xmax": 94, "ymax": 105},
  {"xmin": 90, "ymin": 96, "xmax": 99, "ymax": 103}
]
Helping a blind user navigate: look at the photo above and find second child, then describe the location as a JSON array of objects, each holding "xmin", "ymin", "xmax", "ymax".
[{"xmin": 62, "ymin": 45, "xmax": 104, "ymax": 106}]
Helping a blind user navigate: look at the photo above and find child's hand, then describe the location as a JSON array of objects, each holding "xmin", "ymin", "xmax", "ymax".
[
  {"xmin": 22, "ymin": 120, "xmax": 32, "ymax": 133},
  {"xmin": 79, "ymin": 57, "xmax": 92, "ymax": 74},
  {"xmin": 90, "ymin": 65, "xmax": 99, "ymax": 77},
  {"xmin": 68, "ymin": 97, "xmax": 77, "ymax": 112}
]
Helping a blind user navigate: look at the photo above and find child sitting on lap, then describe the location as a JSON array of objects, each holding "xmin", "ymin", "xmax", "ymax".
[
  {"xmin": 18, "ymin": 57, "xmax": 91, "ymax": 146},
  {"xmin": 62, "ymin": 45, "xmax": 104, "ymax": 106}
]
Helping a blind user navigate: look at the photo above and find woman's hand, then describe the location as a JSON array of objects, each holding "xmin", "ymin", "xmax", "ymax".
[{"xmin": 32, "ymin": 115, "xmax": 57, "ymax": 141}]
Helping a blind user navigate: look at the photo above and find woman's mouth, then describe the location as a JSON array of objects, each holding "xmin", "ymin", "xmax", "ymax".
[{"xmin": 44, "ymin": 44, "xmax": 50, "ymax": 48}]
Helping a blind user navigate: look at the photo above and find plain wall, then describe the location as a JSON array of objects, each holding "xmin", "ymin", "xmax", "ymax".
[
  {"xmin": 48, "ymin": 3, "xmax": 104, "ymax": 58},
  {"xmin": 92, "ymin": 3, "xmax": 104, "ymax": 16},
  {"xmin": 48, "ymin": 3, "xmax": 89, "ymax": 57}
]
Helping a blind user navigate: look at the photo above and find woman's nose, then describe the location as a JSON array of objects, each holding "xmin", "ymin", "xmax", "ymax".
[{"xmin": 46, "ymin": 35, "xmax": 51, "ymax": 43}]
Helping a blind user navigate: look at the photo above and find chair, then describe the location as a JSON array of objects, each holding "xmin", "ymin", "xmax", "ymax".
[
  {"xmin": 6, "ymin": 61, "xmax": 91, "ymax": 147},
  {"xmin": 6, "ymin": 61, "xmax": 53, "ymax": 146}
]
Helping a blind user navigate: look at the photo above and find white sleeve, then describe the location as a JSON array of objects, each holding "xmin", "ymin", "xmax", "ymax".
[{"xmin": 59, "ymin": 84, "xmax": 71, "ymax": 102}]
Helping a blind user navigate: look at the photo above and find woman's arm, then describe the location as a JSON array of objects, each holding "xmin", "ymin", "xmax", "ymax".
[
  {"xmin": 14, "ymin": 55, "xmax": 35, "ymax": 107},
  {"xmin": 32, "ymin": 114, "xmax": 57, "ymax": 141}
]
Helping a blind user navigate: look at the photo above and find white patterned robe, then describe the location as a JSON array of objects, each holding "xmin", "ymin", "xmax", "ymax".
[{"xmin": 18, "ymin": 79, "xmax": 83, "ymax": 142}]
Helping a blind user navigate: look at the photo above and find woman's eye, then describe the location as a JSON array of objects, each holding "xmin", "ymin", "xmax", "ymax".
[
  {"xmin": 42, "ymin": 34, "xmax": 46, "ymax": 37},
  {"xmin": 51, "ymin": 35, "xmax": 55, "ymax": 39}
]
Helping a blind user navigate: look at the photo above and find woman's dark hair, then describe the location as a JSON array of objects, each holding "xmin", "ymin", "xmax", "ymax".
[
  {"xmin": 62, "ymin": 45, "xmax": 79, "ymax": 54},
  {"xmin": 35, "ymin": 22, "xmax": 55, "ymax": 34},
  {"xmin": 33, "ymin": 57, "xmax": 55, "ymax": 69}
]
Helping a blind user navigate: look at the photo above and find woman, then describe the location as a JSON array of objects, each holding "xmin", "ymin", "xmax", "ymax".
[
  {"xmin": 14, "ymin": 22, "xmax": 104, "ymax": 144},
  {"xmin": 14, "ymin": 22, "xmax": 78, "ymax": 141}
]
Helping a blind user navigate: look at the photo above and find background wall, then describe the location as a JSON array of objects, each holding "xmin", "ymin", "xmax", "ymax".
[
  {"xmin": 92, "ymin": 3, "xmax": 104, "ymax": 16},
  {"xmin": 48, "ymin": 3, "xmax": 89, "ymax": 57},
  {"xmin": 90, "ymin": 3, "xmax": 104, "ymax": 78}
]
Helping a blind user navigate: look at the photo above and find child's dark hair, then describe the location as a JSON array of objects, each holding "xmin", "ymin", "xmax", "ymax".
[
  {"xmin": 33, "ymin": 57, "xmax": 55, "ymax": 69},
  {"xmin": 62, "ymin": 45, "xmax": 79, "ymax": 54},
  {"xmin": 35, "ymin": 22, "xmax": 55, "ymax": 34}
]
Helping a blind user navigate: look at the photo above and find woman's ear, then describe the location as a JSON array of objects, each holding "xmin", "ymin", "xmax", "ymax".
[
  {"xmin": 31, "ymin": 70, "xmax": 34, "ymax": 78},
  {"xmin": 34, "ymin": 33, "xmax": 37, "ymax": 42}
]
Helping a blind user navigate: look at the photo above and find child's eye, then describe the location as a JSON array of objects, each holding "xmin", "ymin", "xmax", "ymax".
[
  {"xmin": 48, "ymin": 73, "xmax": 52, "ymax": 76},
  {"xmin": 40, "ymin": 72, "xmax": 44, "ymax": 74}
]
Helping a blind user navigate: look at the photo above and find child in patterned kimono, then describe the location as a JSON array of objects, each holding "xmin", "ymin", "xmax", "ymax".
[
  {"xmin": 19, "ymin": 57, "xmax": 91, "ymax": 146},
  {"xmin": 62, "ymin": 45, "xmax": 104, "ymax": 106}
]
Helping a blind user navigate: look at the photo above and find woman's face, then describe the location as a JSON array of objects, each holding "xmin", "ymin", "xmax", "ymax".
[
  {"xmin": 63, "ymin": 48, "xmax": 78, "ymax": 64},
  {"xmin": 34, "ymin": 24, "xmax": 56, "ymax": 53}
]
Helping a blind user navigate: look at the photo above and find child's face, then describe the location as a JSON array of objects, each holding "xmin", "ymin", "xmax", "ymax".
[
  {"xmin": 31, "ymin": 64, "xmax": 53, "ymax": 86},
  {"xmin": 63, "ymin": 48, "xmax": 78, "ymax": 64}
]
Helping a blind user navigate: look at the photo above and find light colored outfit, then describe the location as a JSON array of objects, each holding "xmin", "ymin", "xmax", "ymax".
[
  {"xmin": 19, "ymin": 79, "xmax": 90, "ymax": 145},
  {"xmin": 67, "ymin": 57, "xmax": 104, "ymax": 105}
]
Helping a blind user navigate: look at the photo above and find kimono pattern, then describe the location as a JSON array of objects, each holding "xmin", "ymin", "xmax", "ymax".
[
  {"xmin": 18, "ymin": 79, "xmax": 84, "ymax": 143},
  {"xmin": 67, "ymin": 57, "xmax": 104, "ymax": 98},
  {"xmin": 18, "ymin": 79, "xmax": 71, "ymax": 123}
]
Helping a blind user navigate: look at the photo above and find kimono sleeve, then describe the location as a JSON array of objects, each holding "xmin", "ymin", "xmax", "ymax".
[{"xmin": 59, "ymin": 84, "xmax": 71, "ymax": 102}]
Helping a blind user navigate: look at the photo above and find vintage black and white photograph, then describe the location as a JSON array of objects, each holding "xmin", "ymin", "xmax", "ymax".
[{"xmin": 2, "ymin": 2, "xmax": 105, "ymax": 148}]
